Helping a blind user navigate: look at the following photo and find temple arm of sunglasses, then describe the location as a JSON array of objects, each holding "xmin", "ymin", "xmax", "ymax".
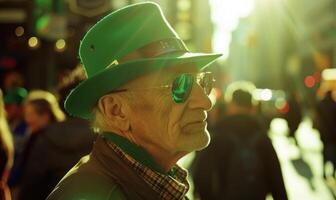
[{"xmin": 108, "ymin": 85, "xmax": 171, "ymax": 94}]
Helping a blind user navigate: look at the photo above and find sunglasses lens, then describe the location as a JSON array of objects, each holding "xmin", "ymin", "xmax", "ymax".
[{"xmin": 172, "ymin": 74, "xmax": 193, "ymax": 103}]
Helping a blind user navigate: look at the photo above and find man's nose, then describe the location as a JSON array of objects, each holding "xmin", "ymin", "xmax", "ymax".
[{"xmin": 188, "ymin": 82, "xmax": 213, "ymax": 111}]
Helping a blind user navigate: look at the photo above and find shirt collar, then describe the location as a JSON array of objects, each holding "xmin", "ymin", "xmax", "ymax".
[
  {"xmin": 102, "ymin": 133, "xmax": 189, "ymax": 200},
  {"xmin": 102, "ymin": 132, "xmax": 170, "ymax": 174}
]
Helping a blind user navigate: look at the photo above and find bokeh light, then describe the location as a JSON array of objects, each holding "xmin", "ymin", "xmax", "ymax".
[
  {"xmin": 260, "ymin": 89, "xmax": 272, "ymax": 101},
  {"xmin": 55, "ymin": 39, "xmax": 66, "ymax": 52},
  {"xmin": 28, "ymin": 37, "xmax": 40, "ymax": 49},
  {"xmin": 15, "ymin": 26, "xmax": 24, "ymax": 37},
  {"xmin": 304, "ymin": 76, "xmax": 316, "ymax": 88}
]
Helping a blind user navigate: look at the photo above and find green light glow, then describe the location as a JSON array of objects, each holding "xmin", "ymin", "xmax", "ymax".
[{"xmin": 36, "ymin": 15, "xmax": 50, "ymax": 33}]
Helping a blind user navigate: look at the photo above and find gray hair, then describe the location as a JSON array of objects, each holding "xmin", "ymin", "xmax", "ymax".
[{"xmin": 91, "ymin": 107, "xmax": 105, "ymax": 134}]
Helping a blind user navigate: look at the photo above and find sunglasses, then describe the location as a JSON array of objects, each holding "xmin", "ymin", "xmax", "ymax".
[{"xmin": 108, "ymin": 72, "xmax": 215, "ymax": 103}]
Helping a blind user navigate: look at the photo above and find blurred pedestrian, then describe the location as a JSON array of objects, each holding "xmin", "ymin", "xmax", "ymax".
[
  {"xmin": 193, "ymin": 81, "xmax": 287, "ymax": 200},
  {"xmin": 283, "ymin": 90, "xmax": 303, "ymax": 146},
  {"xmin": 315, "ymin": 69, "xmax": 336, "ymax": 178},
  {"xmin": 47, "ymin": 2, "xmax": 221, "ymax": 199},
  {"xmin": 17, "ymin": 65, "xmax": 95, "ymax": 200},
  {"xmin": 4, "ymin": 87, "xmax": 29, "ymax": 187},
  {"xmin": 16, "ymin": 90, "xmax": 65, "ymax": 200},
  {"xmin": 0, "ymin": 89, "xmax": 14, "ymax": 200}
]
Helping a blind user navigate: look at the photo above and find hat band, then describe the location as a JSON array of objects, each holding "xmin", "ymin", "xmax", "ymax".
[{"xmin": 107, "ymin": 38, "xmax": 189, "ymax": 68}]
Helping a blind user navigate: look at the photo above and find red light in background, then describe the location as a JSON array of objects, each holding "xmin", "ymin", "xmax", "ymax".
[
  {"xmin": 278, "ymin": 102, "xmax": 289, "ymax": 114},
  {"xmin": 213, "ymin": 88, "xmax": 222, "ymax": 99},
  {"xmin": 304, "ymin": 76, "xmax": 315, "ymax": 88},
  {"xmin": 0, "ymin": 57, "xmax": 17, "ymax": 69}
]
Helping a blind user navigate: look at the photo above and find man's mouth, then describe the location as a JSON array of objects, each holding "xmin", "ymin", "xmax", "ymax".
[{"xmin": 187, "ymin": 120, "xmax": 207, "ymax": 126}]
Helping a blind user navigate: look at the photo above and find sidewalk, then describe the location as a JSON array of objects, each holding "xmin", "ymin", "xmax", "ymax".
[{"xmin": 269, "ymin": 117, "xmax": 334, "ymax": 200}]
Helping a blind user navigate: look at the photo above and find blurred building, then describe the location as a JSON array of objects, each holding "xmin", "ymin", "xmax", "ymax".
[{"xmin": 219, "ymin": 0, "xmax": 335, "ymax": 105}]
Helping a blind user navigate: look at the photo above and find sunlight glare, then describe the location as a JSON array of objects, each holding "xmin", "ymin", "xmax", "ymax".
[{"xmin": 209, "ymin": 0, "xmax": 255, "ymax": 60}]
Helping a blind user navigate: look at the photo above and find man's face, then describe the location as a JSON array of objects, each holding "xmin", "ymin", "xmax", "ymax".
[
  {"xmin": 24, "ymin": 103, "xmax": 50, "ymax": 133},
  {"xmin": 127, "ymin": 64, "xmax": 213, "ymax": 155},
  {"xmin": 5, "ymin": 104, "xmax": 22, "ymax": 122}
]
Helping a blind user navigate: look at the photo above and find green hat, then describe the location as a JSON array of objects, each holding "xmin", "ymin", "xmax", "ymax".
[
  {"xmin": 65, "ymin": 2, "xmax": 222, "ymax": 119},
  {"xmin": 4, "ymin": 87, "xmax": 28, "ymax": 105}
]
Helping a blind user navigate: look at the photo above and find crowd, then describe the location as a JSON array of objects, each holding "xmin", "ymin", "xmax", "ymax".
[{"xmin": 0, "ymin": 66, "xmax": 95, "ymax": 199}]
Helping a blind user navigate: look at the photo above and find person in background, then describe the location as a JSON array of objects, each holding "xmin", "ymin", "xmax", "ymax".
[
  {"xmin": 4, "ymin": 87, "xmax": 28, "ymax": 137},
  {"xmin": 315, "ymin": 68, "xmax": 336, "ymax": 179},
  {"xmin": 16, "ymin": 90, "xmax": 65, "ymax": 200},
  {"xmin": 283, "ymin": 90, "xmax": 303, "ymax": 146},
  {"xmin": 193, "ymin": 81, "xmax": 287, "ymax": 200},
  {"xmin": 0, "ymin": 89, "xmax": 14, "ymax": 200},
  {"xmin": 4, "ymin": 87, "xmax": 28, "ymax": 187},
  {"xmin": 17, "ymin": 66, "xmax": 95, "ymax": 200}
]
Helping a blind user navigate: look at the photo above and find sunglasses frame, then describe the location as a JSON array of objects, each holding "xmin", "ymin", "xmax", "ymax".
[{"xmin": 107, "ymin": 71, "xmax": 215, "ymax": 103}]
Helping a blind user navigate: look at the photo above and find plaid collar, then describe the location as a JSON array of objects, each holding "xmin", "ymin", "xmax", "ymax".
[{"xmin": 102, "ymin": 133, "xmax": 189, "ymax": 200}]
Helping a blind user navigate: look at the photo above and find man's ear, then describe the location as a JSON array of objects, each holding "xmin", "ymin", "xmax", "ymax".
[{"xmin": 98, "ymin": 94, "xmax": 130, "ymax": 131}]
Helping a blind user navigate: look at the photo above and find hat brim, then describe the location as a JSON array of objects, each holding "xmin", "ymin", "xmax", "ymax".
[{"xmin": 65, "ymin": 52, "xmax": 222, "ymax": 119}]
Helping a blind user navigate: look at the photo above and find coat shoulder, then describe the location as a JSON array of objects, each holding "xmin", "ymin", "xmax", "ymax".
[
  {"xmin": 47, "ymin": 172, "xmax": 127, "ymax": 200},
  {"xmin": 47, "ymin": 156, "xmax": 127, "ymax": 200}
]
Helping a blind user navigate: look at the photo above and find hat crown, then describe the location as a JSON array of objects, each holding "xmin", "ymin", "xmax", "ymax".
[
  {"xmin": 65, "ymin": 2, "xmax": 221, "ymax": 119},
  {"xmin": 80, "ymin": 2, "xmax": 181, "ymax": 77}
]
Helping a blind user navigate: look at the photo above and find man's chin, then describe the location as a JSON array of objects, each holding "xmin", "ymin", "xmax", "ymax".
[
  {"xmin": 194, "ymin": 133, "xmax": 211, "ymax": 151},
  {"xmin": 180, "ymin": 129, "xmax": 211, "ymax": 151}
]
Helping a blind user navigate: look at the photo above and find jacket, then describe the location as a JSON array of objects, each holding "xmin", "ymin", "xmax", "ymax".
[
  {"xmin": 47, "ymin": 136, "xmax": 161, "ymax": 200},
  {"xmin": 17, "ymin": 118, "xmax": 94, "ymax": 200}
]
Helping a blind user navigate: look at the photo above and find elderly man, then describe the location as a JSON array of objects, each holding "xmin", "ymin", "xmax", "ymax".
[{"xmin": 47, "ymin": 2, "xmax": 221, "ymax": 200}]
